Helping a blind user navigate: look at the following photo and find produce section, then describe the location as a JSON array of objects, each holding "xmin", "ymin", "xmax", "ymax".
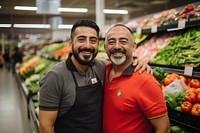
[
  {"xmin": 153, "ymin": 67, "xmax": 200, "ymax": 132},
  {"xmin": 12, "ymin": 3, "xmax": 200, "ymax": 133},
  {"xmin": 150, "ymin": 28, "xmax": 200, "ymax": 67}
]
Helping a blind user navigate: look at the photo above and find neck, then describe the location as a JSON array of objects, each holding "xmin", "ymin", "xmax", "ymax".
[{"xmin": 71, "ymin": 56, "xmax": 89, "ymax": 72}]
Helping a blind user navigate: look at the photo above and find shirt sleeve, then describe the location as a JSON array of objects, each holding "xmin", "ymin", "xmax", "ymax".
[
  {"xmin": 39, "ymin": 71, "xmax": 63, "ymax": 111},
  {"xmin": 137, "ymin": 77, "xmax": 168, "ymax": 119}
]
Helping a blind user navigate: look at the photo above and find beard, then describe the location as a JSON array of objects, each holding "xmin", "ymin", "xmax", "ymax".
[
  {"xmin": 108, "ymin": 48, "xmax": 128, "ymax": 65},
  {"xmin": 72, "ymin": 45, "xmax": 98, "ymax": 65},
  {"xmin": 110, "ymin": 55, "xmax": 126, "ymax": 65}
]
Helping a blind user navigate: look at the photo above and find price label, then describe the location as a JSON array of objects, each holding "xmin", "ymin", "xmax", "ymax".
[
  {"xmin": 136, "ymin": 27, "xmax": 142, "ymax": 34},
  {"xmin": 151, "ymin": 25, "xmax": 157, "ymax": 33},
  {"xmin": 184, "ymin": 65, "xmax": 193, "ymax": 76},
  {"xmin": 178, "ymin": 19, "xmax": 186, "ymax": 28}
]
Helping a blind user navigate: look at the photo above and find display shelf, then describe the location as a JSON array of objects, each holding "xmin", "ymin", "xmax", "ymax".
[
  {"xmin": 168, "ymin": 105, "xmax": 200, "ymax": 132},
  {"xmin": 15, "ymin": 71, "xmax": 29, "ymax": 96},
  {"xmin": 170, "ymin": 118, "xmax": 200, "ymax": 132},
  {"xmin": 28, "ymin": 99, "xmax": 39, "ymax": 133},
  {"xmin": 15, "ymin": 71, "xmax": 40, "ymax": 133},
  {"xmin": 150, "ymin": 64, "xmax": 200, "ymax": 79},
  {"xmin": 133, "ymin": 16, "xmax": 200, "ymax": 34},
  {"xmin": 167, "ymin": 106, "xmax": 200, "ymax": 130}
]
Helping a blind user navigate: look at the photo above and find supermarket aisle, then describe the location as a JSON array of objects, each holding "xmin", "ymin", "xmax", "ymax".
[{"xmin": 0, "ymin": 67, "xmax": 32, "ymax": 133}]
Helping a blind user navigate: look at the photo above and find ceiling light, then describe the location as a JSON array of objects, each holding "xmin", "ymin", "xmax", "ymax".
[
  {"xmin": 58, "ymin": 24, "xmax": 73, "ymax": 29},
  {"xmin": 0, "ymin": 6, "xmax": 1, "ymax": 9},
  {"xmin": 14, "ymin": 6, "xmax": 37, "ymax": 11},
  {"xmin": 13, "ymin": 6, "xmax": 88, "ymax": 13},
  {"xmin": 103, "ymin": 9, "xmax": 128, "ymax": 14},
  {"xmin": 58, "ymin": 8, "xmax": 88, "ymax": 12},
  {"xmin": 13, "ymin": 24, "xmax": 50, "ymax": 29},
  {"xmin": 0, "ymin": 24, "xmax": 12, "ymax": 28}
]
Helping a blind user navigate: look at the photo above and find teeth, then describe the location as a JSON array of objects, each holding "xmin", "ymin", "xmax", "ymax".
[
  {"xmin": 81, "ymin": 51, "xmax": 91, "ymax": 56},
  {"xmin": 82, "ymin": 51, "xmax": 90, "ymax": 54},
  {"xmin": 111, "ymin": 53, "xmax": 124, "ymax": 58},
  {"xmin": 113, "ymin": 53, "xmax": 123, "ymax": 55}
]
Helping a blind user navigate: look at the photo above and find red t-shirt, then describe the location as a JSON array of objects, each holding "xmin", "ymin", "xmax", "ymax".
[{"xmin": 103, "ymin": 63, "xmax": 168, "ymax": 133}]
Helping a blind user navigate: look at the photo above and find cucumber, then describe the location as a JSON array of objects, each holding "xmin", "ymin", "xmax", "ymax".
[{"xmin": 171, "ymin": 126, "xmax": 183, "ymax": 133}]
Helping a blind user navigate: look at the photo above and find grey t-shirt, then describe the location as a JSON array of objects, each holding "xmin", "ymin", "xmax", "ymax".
[{"xmin": 39, "ymin": 58, "xmax": 106, "ymax": 117}]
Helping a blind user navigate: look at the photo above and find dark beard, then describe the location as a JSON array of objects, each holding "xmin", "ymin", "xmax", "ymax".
[{"xmin": 72, "ymin": 46, "xmax": 97, "ymax": 65}]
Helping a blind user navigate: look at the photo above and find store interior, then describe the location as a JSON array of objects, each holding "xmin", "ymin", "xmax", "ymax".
[{"xmin": 0, "ymin": 0, "xmax": 200, "ymax": 133}]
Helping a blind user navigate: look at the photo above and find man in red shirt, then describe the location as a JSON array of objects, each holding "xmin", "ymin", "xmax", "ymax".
[{"xmin": 103, "ymin": 24, "xmax": 170, "ymax": 133}]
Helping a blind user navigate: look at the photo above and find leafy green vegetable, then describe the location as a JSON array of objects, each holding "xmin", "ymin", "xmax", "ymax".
[{"xmin": 151, "ymin": 28, "xmax": 200, "ymax": 67}]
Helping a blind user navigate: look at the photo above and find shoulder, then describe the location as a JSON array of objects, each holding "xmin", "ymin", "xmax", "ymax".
[
  {"xmin": 40, "ymin": 61, "xmax": 68, "ymax": 84},
  {"xmin": 47, "ymin": 61, "xmax": 70, "ymax": 76},
  {"xmin": 133, "ymin": 71, "xmax": 156, "ymax": 82},
  {"xmin": 93, "ymin": 58, "xmax": 106, "ymax": 67},
  {"xmin": 131, "ymin": 71, "xmax": 160, "ymax": 89},
  {"xmin": 92, "ymin": 59, "xmax": 106, "ymax": 71},
  {"xmin": 92, "ymin": 59, "xmax": 106, "ymax": 80}
]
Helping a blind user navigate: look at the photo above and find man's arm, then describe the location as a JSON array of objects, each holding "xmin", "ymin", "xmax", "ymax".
[
  {"xmin": 101, "ymin": 58, "xmax": 153, "ymax": 74},
  {"xmin": 39, "ymin": 110, "xmax": 58, "ymax": 133},
  {"xmin": 150, "ymin": 114, "xmax": 171, "ymax": 133},
  {"xmin": 133, "ymin": 59, "xmax": 153, "ymax": 74}
]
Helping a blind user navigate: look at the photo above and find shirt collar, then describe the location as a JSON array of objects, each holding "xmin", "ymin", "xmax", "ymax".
[
  {"xmin": 122, "ymin": 64, "xmax": 136, "ymax": 76},
  {"xmin": 106, "ymin": 62, "xmax": 136, "ymax": 76}
]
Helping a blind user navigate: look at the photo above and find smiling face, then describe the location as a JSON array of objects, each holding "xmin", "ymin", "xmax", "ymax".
[
  {"xmin": 70, "ymin": 26, "xmax": 99, "ymax": 65},
  {"xmin": 105, "ymin": 25, "xmax": 135, "ymax": 66}
]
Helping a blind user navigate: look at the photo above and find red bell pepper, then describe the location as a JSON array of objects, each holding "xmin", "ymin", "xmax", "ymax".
[
  {"xmin": 179, "ymin": 75, "xmax": 187, "ymax": 84},
  {"xmin": 197, "ymin": 93, "xmax": 200, "ymax": 104},
  {"xmin": 181, "ymin": 101, "xmax": 193, "ymax": 113},
  {"xmin": 191, "ymin": 103, "xmax": 200, "ymax": 116},
  {"xmin": 164, "ymin": 74, "xmax": 176, "ymax": 86},
  {"xmin": 195, "ymin": 88, "xmax": 200, "ymax": 95},
  {"xmin": 185, "ymin": 92, "xmax": 196, "ymax": 104},
  {"xmin": 190, "ymin": 79, "xmax": 200, "ymax": 88}
]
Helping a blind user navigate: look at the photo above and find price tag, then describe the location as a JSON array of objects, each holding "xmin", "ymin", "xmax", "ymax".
[
  {"xmin": 151, "ymin": 25, "xmax": 157, "ymax": 33},
  {"xmin": 184, "ymin": 65, "xmax": 193, "ymax": 76},
  {"xmin": 178, "ymin": 19, "xmax": 186, "ymax": 28},
  {"xmin": 136, "ymin": 27, "xmax": 142, "ymax": 34}
]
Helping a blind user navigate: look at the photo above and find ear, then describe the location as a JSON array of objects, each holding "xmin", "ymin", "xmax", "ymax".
[
  {"xmin": 133, "ymin": 42, "xmax": 136, "ymax": 49},
  {"xmin": 68, "ymin": 38, "xmax": 72, "ymax": 46}
]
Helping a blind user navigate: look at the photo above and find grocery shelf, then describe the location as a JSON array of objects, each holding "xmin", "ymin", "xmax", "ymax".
[
  {"xmin": 15, "ymin": 71, "xmax": 29, "ymax": 96},
  {"xmin": 15, "ymin": 71, "xmax": 40, "ymax": 133},
  {"xmin": 28, "ymin": 99, "xmax": 39, "ymax": 133},
  {"xmin": 133, "ymin": 16, "xmax": 200, "ymax": 34},
  {"xmin": 149, "ymin": 64, "xmax": 200, "ymax": 79},
  {"xmin": 170, "ymin": 118, "xmax": 200, "ymax": 132},
  {"xmin": 168, "ymin": 105, "xmax": 200, "ymax": 132}
]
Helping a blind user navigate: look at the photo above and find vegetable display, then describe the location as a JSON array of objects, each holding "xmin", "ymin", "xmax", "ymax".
[
  {"xmin": 153, "ymin": 67, "xmax": 168, "ymax": 84},
  {"xmin": 150, "ymin": 28, "xmax": 200, "ymax": 67},
  {"xmin": 153, "ymin": 67, "xmax": 200, "ymax": 121}
]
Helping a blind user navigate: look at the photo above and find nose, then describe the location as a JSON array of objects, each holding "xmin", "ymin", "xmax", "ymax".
[
  {"xmin": 85, "ymin": 38, "xmax": 91, "ymax": 48},
  {"xmin": 114, "ymin": 40, "xmax": 121, "ymax": 49}
]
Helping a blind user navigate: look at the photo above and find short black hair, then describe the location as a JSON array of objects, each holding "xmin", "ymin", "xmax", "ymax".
[{"xmin": 70, "ymin": 19, "xmax": 100, "ymax": 39}]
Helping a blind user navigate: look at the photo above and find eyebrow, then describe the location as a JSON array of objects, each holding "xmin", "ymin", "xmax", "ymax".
[
  {"xmin": 77, "ymin": 35, "xmax": 98, "ymax": 40},
  {"xmin": 108, "ymin": 37, "xmax": 128, "ymax": 41}
]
